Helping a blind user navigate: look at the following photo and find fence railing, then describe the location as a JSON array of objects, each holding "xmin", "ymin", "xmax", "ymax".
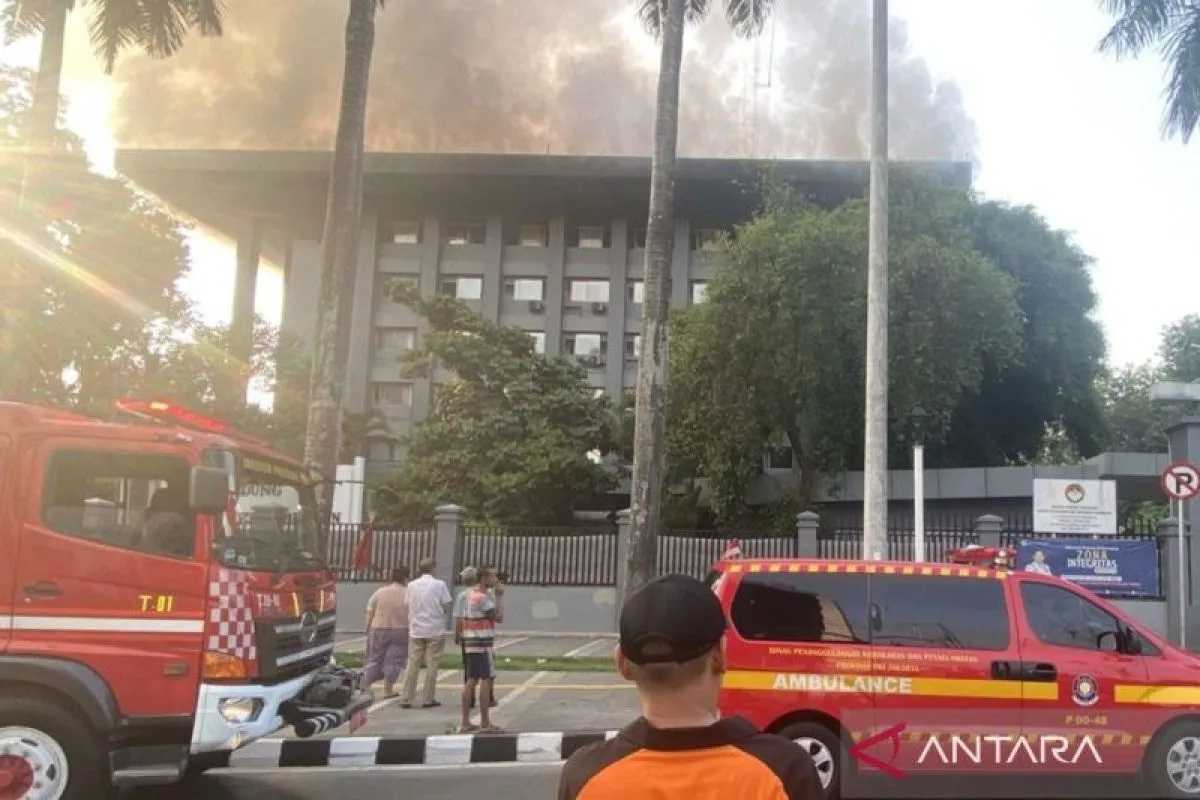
[
  {"xmin": 658, "ymin": 530, "xmax": 797, "ymax": 579},
  {"xmin": 326, "ymin": 523, "xmax": 437, "ymax": 581},
  {"xmin": 459, "ymin": 525, "xmax": 618, "ymax": 586}
]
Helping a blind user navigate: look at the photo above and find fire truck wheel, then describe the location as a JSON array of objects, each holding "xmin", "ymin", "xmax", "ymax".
[
  {"xmin": 1148, "ymin": 722, "xmax": 1200, "ymax": 799},
  {"xmin": 0, "ymin": 695, "xmax": 108, "ymax": 800},
  {"xmin": 776, "ymin": 721, "xmax": 842, "ymax": 800}
]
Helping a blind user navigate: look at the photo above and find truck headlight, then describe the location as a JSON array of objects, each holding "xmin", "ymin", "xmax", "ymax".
[{"xmin": 218, "ymin": 697, "xmax": 263, "ymax": 724}]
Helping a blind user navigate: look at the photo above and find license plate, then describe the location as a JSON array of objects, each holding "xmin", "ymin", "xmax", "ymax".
[{"xmin": 349, "ymin": 708, "xmax": 367, "ymax": 733}]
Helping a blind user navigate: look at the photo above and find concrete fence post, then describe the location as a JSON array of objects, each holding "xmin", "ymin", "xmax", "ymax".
[
  {"xmin": 975, "ymin": 514, "xmax": 1004, "ymax": 550},
  {"xmin": 1158, "ymin": 516, "xmax": 1192, "ymax": 646},
  {"xmin": 615, "ymin": 509, "xmax": 632, "ymax": 625},
  {"xmin": 433, "ymin": 504, "xmax": 465, "ymax": 589},
  {"xmin": 796, "ymin": 511, "xmax": 820, "ymax": 558}
]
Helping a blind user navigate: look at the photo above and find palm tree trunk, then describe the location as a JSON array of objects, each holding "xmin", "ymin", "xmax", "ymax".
[
  {"xmin": 627, "ymin": 0, "xmax": 686, "ymax": 594},
  {"xmin": 29, "ymin": 0, "xmax": 69, "ymax": 144},
  {"xmin": 304, "ymin": 0, "xmax": 377, "ymax": 513},
  {"xmin": 862, "ymin": 0, "xmax": 889, "ymax": 560}
]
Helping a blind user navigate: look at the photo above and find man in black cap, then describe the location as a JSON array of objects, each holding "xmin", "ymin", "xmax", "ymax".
[{"xmin": 558, "ymin": 574, "xmax": 821, "ymax": 800}]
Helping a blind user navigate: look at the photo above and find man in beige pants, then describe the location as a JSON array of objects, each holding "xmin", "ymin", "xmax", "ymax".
[{"xmin": 400, "ymin": 558, "xmax": 452, "ymax": 708}]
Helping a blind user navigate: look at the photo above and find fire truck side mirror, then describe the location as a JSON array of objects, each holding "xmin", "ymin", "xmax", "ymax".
[{"xmin": 190, "ymin": 466, "xmax": 230, "ymax": 514}]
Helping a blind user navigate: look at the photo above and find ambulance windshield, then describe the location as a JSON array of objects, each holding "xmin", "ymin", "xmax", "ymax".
[{"xmin": 205, "ymin": 449, "xmax": 324, "ymax": 572}]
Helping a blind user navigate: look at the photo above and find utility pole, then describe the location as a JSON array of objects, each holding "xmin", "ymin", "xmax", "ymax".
[{"xmin": 862, "ymin": 0, "xmax": 889, "ymax": 561}]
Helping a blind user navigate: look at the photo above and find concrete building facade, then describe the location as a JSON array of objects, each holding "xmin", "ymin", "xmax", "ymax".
[{"xmin": 116, "ymin": 151, "xmax": 970, "ymax": 471}]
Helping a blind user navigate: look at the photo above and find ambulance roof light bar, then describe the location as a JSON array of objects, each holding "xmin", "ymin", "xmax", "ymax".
[{"xmin": 947, "ymin": 544, "xmax": 1015, "ymax": 569}]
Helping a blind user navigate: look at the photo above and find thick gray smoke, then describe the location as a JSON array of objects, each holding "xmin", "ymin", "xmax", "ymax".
[{"xmin": 111, "ymin": 0, "xmax": 976, "ymax": 160}]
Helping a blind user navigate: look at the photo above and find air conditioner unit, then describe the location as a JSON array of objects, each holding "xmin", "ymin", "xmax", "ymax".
[
  {"xmin": 529, "ymin": 300, "xmax": 546, "ymax": 314},
  {"xmin": 591, "ymin": 302, "xmax": 609, "ymax": 314}
]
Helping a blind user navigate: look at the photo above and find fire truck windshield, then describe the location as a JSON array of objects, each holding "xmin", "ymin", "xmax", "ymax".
[{"xmin": 205, "ymin": 449, "xmax": 324, "ymax": 572}]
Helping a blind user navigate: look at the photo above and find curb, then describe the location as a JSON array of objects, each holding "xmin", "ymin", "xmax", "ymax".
[{"xmin": 221, "ymin": 730, "xmax": 619, "ymax": 769}]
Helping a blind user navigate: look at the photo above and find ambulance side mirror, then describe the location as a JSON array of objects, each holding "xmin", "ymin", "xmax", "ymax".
[
  {"xmin": 1122, "ymin": 626, "xmax": 1143, "ymax": 655},
  {"xmin": 189, "ymin": 466, "xmax": 230, "ymax": 514}
]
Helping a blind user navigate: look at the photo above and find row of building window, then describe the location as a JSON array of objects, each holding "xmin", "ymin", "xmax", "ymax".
[
  {"xmin": 429, "ymin": 276, "xmax": 708, "ymax": 305},
  {"xmin": 373, "ymin": 329, "xmax": 644, "ymax": 372},
  {"xmin": 382, "ymin": 220, "xmax": 726, "ymax": 252}
]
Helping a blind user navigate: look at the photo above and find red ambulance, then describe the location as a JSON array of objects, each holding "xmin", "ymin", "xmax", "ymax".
[
  {"xmin": 713, "ymin": 553, "xmax": 1200, "ymax": 799},
  {"xmin": 0, "ymin": 401, "xmax": 366, "ymax": 799}
]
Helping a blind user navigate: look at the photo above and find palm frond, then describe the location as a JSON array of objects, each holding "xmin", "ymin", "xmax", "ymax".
[
  {"xmin": 724, "ymin": 0, "xmax": 774, "ymax": 38},
  {"xmin": 87, "ymin": 0, "xmax": 225, "ymax": 73},
  {"xmin": 140, "ymin": 0, "xmax": 192, "ymax": 61},
  {"xmin": 87, "ymin": 0, "xmax": 141, "ymax": 72},
  {"xmin": 1160, "ymin": 2, "xmax": 1200, "ymax": 141},
  {"xmin": 1098, "ymin": 0, "xmax": 1186, "ymax": 57},
  {"xmin": 635, "ymin": 0, "xmax": 709, "ymax": 38},
  {"xmin": 3, "ymin": 0, "xmax": 75, "ymax": 41},
  {"xmin": 187, "ymin": 0, "xmax": 223, "ymax": 36}
]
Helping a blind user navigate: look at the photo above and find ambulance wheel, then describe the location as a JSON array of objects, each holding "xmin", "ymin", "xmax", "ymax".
[
  {"xmin": 777, "ymin": 721, "xmax": 841, "ymax": 800},
  {"xmin": 0, "ymin": 695, "xmax": 109, "ymax": 800},
  {"xmin": 1148, "ymin": 722, "xmax": 1200, "ymax": 798}
]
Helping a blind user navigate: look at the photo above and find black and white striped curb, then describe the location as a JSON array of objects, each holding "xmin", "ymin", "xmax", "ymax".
[{"xmin": 217, "ymin": 731, "xmax": 620, "ymax": 768}]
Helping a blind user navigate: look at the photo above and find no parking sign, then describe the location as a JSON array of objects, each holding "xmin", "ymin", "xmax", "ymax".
[{"xmin": 1162, "ymin": 461, "xmax": 1199, "ymax": 647}]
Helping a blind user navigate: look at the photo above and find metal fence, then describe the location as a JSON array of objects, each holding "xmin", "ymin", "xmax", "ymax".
[
  {"xmin": 326, "ymin": 523, "xmax": 437, "ymax": 581},
  {"xmin": 658, "ymin": 530, "xmax": 797, "ymax": 579},
  {"xmin": 459, "ymin": 525, "xmax": 618, "ymax": 586}
]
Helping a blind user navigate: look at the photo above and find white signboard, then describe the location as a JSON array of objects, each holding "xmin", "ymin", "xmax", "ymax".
[{"xmin": 1033, "ymin": 479, "xmax": 1117, "ymax": 535}]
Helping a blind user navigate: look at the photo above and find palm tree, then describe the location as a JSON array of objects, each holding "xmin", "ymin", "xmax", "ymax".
[
  {"xmin": 303, "ymin": 0, "xmax": 384, "ymax": 515},
  {"xmin": 1099, "ymin": 0, "xmax": 1200, "ymax": 142},
  {"xmin": 627, "ymin": 0, "xmax": 773, "ymax": 593},
  {"xmin": 3, "ymin": 0, "xmax": 224, "ymax": 143}
]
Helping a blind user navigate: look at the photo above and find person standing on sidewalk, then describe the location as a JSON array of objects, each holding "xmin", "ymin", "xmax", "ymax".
[
  {"xmin": 458, "ymin": 566, "xmax": 504, "ymax": 732},
  {"xmin": 558, "ymin": 575, "xmax": 820, "ymax": 800},
  {"xmin": 361, "ymin": 566, "xmax": 410, "ymax": 698},
  {"xmin": 399, "ymin": 558, "xmax": 452, "ymax": 709}
]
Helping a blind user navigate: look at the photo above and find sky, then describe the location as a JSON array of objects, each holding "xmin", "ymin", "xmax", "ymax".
[{"xmin": 2, "ymin": 0, "xmax": 1196, "ymax": 368}]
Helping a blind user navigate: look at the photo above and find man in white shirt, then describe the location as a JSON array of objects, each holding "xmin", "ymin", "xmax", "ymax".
[{"xmin": 400, "ymin": 558, "xmax": 453, "ymax": 708}]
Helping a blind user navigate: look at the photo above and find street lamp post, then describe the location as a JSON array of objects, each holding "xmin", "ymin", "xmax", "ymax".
[{"xmin": 911, "ymin": 405, "xmax": 928, "ymax": 562}]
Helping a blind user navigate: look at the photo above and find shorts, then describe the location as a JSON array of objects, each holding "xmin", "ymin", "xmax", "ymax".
[{"xmin": 463, "ymin": 649, "xmax": 495, "ymax": 680}]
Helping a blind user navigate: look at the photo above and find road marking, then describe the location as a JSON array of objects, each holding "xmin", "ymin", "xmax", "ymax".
[
  {"xmin": 337, "ymin": 635, "xmax": 367, "ymax": 651},
  {"xmin": 563, "ymin": 638, "xmax": 608, "ymax": 658},
  {"xmin": 495, "ymin": 670, "xmax": 548, "ymax": 709},
  {"xmin": 495, "ymin": 636, "xmax": 529, "ymax": 650},
  {"xmin": 218, "ymin": 761, "xmax": 565, "ymax": 775}
]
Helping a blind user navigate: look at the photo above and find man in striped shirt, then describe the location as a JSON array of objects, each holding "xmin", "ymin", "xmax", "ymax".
[{"xmin": 457, "ymin": 566, "xmax": 504, "ymax": 732}]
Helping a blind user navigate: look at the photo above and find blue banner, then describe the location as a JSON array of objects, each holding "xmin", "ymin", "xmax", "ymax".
[{"xmin": 1017, "ymin": 538, "xmax": 1160, "ymax": 598}]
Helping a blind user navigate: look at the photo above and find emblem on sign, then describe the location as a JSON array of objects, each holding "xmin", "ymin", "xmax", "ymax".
[
  {"xmin": 1064, "ymin": 483, "xmax": 1086, "ymax": 504},
  {"xmin": 1072, "ymin": 674, "xmax": 1099, "ymax": 706}
]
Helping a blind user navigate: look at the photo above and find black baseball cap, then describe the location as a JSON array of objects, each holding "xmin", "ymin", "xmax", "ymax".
[{"xmin": 619, "ymin": 574, "xmax": 727, "ymax": 665}]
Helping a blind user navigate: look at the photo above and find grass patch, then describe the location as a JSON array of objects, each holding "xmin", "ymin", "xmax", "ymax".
[{"xmin": 334, "ymin": 652, "xmax": 615, "ymax": 672}]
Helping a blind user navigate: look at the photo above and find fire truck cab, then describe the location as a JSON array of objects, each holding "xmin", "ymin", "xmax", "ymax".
[{"xmin": 0, "ymin": 401, "xmax": 362, "ymax": 798}]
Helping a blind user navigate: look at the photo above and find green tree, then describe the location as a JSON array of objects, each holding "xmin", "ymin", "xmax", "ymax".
[
  {"xmin": 1160, "ymin": 313, "xmax": 1200, "ymax": 380},
  {"xmin": 1098, "ymin": 363, "xmax": 1173, "ymax": 451},
  {"xmin": 373, "ymin": 284, "xmax": 615, "ymax": 524},
  {"xmin": 304, "ymin": 0, "xmax": 385, "ymax": 511},
  {"xmin": 3, "ymin": 0, "xmax": 223, "ymax": 142},
  {"xmin": 668, "ymin": 176, "xmax": 1022, "ymax": 521},
  {"xmin": 938, "ymin": 201, "xmax": 1107, "ymax": 465},
  {"xmin": 1099, "ymin": 0, "xmax": 1200, "ymax": 142},
  {"xmin": 628, "ymin": 0, "xmax": 776, "ymax": 591}
]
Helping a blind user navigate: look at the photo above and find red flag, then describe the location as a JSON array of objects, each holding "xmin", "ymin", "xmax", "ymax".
[{"xmin": 352, "ymin": 520, "xmax": 375, "ymax": 572}]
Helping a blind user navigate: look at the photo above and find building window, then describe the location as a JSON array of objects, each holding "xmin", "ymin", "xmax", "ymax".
[
  {"xmin": 568, "ymin": 279, "xmax": 610, "ymax": 303},
  {"xmin": 367, "ymin": 439, "xmax": 401, "ymax": 464},
  {"xmin": 874, "ymin": 576, "xmax": 1010, "ymax": 650},
  {"xmin": 629, "ymin": 228, "xmax": 647, "ymax": 249},
  {"xmin": 691, "ymin": 280, "xmax": 709, "ymax": 304},
  {"xmin": 573, "ymin": 225, "xmax": 608, "ymax": 249},
  {"xmin": 627, "ymin": 280, "xmax": 644, "ymax": 306},
  {"xmin": 565, "ymin": 333, "xmax": 607, "ymax": 367},
  {"xmin": 528, "ymin": 331, "xmax": 546, "ymax": 354},
  {"xmin": 516, "ymin": 224, "xmax": 548, "ymax": 247},
  {"xmin": 375, "ymin": 327, "xmax": 416, "ymax": 352},
  {"xmin": 439, "ymin": 276, "xmax": 483, "ymax": 300},
  {"xmin": 385, "ymin": 220, "xmax": 421, "ymax": 244},
  {"xmin": 1021, "ymin": 583, "xmax": 1122, "ymax": 652},
  {"xmin": 504, "ymin": 277, "xmax": 545, "ymax": 301},
  {"xmin": 445, "ymin": 221, "xmax": 486, "ymax": 245},
  {"xmin": 372, "ymin": 382, "xmax": 413, "ymax": 408},
  {"xmin": 731, "ymin": 572, "xmax": 869, "ymax": 643},
  {"xmin": 624, "ymin": 333, "xmax": 641, "ymax": 360},
  {"xmin": 691, "ymin": 228, "xmax": 724, "ymax": 251}
]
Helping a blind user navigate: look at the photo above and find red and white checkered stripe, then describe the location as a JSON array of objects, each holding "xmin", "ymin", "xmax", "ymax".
[{"xmin": 207, "ymin": 568, "xmax": 257, "ymax": 663}]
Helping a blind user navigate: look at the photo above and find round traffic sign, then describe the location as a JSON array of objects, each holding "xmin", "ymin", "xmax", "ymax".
[{"xmin": 1162, "ymin": 462, "xmax": 1200, "ymax": 500}]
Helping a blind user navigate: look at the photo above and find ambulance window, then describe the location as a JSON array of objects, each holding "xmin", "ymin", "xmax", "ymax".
[
  {"xmin": 41, "ymin": 450, "xmax": 196, "ymax": 559},
  {"xmin": 1021, "ymin": 583, "xmax": 1122, "ymax": 652},
  {"xmin": 872, "ymin": 576, "xmax": 1009, "ymax": 650},
  {"xmin": 731, "ymin": 573, "xmax": 869, "ymax": 643}
]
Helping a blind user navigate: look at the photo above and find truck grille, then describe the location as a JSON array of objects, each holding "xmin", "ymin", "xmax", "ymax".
[{"xmin": 255, "ymin": 612, "xmax": 337, "ymax": 682}]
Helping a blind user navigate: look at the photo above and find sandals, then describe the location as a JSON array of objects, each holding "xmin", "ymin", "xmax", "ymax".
[{"xmin": 458, "ymin": 723, "xmax": 480, "ymax": 733}]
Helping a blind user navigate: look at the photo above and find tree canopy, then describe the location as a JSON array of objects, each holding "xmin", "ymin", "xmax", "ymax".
[
  {"xmin": 372, "ymin": 283, "xmax": 615, "ymax": 524},
  {"xmin": 668, "ymin": 176, "xmax": 1023, "ymax": 522}
]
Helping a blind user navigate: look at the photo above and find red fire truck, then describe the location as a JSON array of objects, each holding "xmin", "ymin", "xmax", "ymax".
[{"xmin": 0, "ymin": 401, "xmax": 368, "ymax": 798}]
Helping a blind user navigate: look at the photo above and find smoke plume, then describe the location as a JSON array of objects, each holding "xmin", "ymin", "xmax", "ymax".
[{"xmin": 111, "ymin": 0, "xmax": 976, "ymax": 160}]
